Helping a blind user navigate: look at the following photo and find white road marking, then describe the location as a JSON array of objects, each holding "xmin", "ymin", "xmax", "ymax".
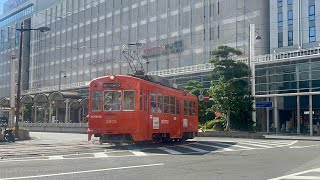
[
  {"xmin": 242, "ymin": 141, "xmax": 292, "ymax": 146},
  {"xmin": 239, "ymin": 142, "xmax": 271, "ymax": 148},
  {"xmin": 289, "ymin": 145, "xmax": 319, "ymax": 149},
  {"xmin": 48, "ymin": 156, "xmax": 63, "ymax": 160},
  {"xmin": 0, "ymin": 163, "xmax": 164, "ymax": 180},
  {"xmin": 269, "ymin": 167, "xmax": 320, "ymax": 180},
  {"xmin": 192, "ymin": 142, "xmax": 234, "ymax": 151},
  {"xmin": 178, "ymin": 145, "xmax": 208, "ymax": 153},
  {"xmin": 93, "ymin": 152, "xmax": 109, "ymax": 157},
  {"xmin": 129, "ymin": 150, "xmax": 148, "ymax": 156},
  {"xmin": 214, "ymin": 142, "xmax": 255, "ymax": 150},
  {"xmin": 158, "ymin": 147, "xmax": 182, "ymax": 155},
  {"xmin": 284, "ymin": 176, "xmax": 320, "ymax": 179}
]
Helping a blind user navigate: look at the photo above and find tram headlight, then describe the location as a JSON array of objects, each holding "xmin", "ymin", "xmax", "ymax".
[{"xmin": 110, "ymin": 75, "xmax": 115, "ymax": 80}]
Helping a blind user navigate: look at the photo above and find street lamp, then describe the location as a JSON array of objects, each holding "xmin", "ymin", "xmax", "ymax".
[
  {"xmin": 249, "ymin": 24, "xmax": 261, "ymax": 128},
  {"xmin": 59, "ymin": 71, "xmax": 67, "ymax": 91},
  {"xmin": 15, "ymin": 22, "xmax": 50, "ymax": 137}
]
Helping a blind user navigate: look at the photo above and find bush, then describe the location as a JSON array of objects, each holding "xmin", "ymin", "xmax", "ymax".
[{"xmin": 205, "ymin": 119, "xmax": 225, "ymax": 129}]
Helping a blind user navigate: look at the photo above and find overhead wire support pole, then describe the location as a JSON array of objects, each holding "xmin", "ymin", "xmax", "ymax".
[
  {"xmin": 15, "ymin": 22, "xmax": 24, "ymax": 137},
  {"xmin": 250, "ymin": 24, "xmax": 256, "ymax": 128}
]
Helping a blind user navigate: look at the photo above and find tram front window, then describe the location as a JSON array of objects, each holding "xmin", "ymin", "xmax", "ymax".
[
  {"xmin": 124, "ymin": 91, "xmax": 135, "ymax": 111},
  {"xmin": 104, "ymin": 91, "xmax": 122, "ymax": 111}
]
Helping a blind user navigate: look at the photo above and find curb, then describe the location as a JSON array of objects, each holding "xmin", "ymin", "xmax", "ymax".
[
  {"xmin": 197, "ymin": 131, "xmax": 265, "ymax": 139},
  {"xmin": 263, "ymin": 135, "xmax": 320, "ymax": 141}
]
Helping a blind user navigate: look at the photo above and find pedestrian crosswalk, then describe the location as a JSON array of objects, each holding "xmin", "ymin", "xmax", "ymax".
[
  {"xmin": 269, "ymin": 167, "xmax": 320, "ymax": 180},
  {"xmin": 0, "ymin": 139, "xmax": 297, "ymax": 162}
]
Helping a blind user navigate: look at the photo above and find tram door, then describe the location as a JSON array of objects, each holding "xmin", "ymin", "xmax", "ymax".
[{"xmin": 143, "ymin": 91, "xmax": 150, "ymax": 140}]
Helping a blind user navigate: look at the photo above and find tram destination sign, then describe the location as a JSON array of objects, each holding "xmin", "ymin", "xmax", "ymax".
[{"xmin": 256, "ymin": 101, "xmax": 273, "ymax": 108}]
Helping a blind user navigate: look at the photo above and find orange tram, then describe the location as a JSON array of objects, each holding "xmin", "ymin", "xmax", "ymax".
[{"xmin": 87, "ymin": 74, "xmax": 198, "ymax": 144}]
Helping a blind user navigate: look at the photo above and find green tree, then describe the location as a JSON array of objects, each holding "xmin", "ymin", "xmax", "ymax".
[
  {"xmin": 23, "ymin": 104, "xmax": 32, "ymax": 122},
  {"xmin": 209, "ymin": 45, "xmax": 253, "ymax": 131},
  {"xmin": 184, "ymin": 80, "xmax": 214, "ymax": 125}
]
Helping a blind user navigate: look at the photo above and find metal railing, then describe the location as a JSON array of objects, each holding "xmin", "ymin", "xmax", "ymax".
[
  {"xmin": 147, "ymin": 63, "xmax": 215, "ymax": 77},
  {"xmin": 22, "ymin": 46, "xmax": 320, "ymax": 95}
]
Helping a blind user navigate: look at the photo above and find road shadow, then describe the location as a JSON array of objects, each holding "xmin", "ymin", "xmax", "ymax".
[{"xmin": 92, "ymin": 140, "xmax": 236, "ymax": 156}]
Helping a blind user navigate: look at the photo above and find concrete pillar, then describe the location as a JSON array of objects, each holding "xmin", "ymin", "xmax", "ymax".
[
  {"xmin": 21, "ymin": 105, "xmax": 24, "ymax": 122},
  {"xmin": 274, "ymin": 97, "xmax": 279, "ymax": 134},
  {"xmin": 82, "ymin": 107, "xmax": 85, "ymax": 122},
  {"xmin": 55, "ymin": 107, "xmax": 59, "ymax": 122},
  {"xmin": 49, "ymin": 102, "xmax": 53, "ymax": 123},
  {"xmin": 266, "ymin": 108, "xmax": 270, "ymax": 133},
  {"xmin": 34, "ymin": 103, "xmax": 37, "ymax": 123},
  {"xmin": 309, "ymin": 59, "xmax": 313, "ymax": 136},
  {"xmin": 31, "ymin": 104, "xmax": 34, "ymax": 123},
  {"xmin": 65, "ymin": 99, "xmax": 70, "ymax": 123},
  {"xmin": 296, "ymin": 65, "xmax": 300, "ymax": 134},
  {"xmin": 309, "ymin": 95, "xmax": 313, "ymax": 136},
  {"xmin": 291, "ymin": 110, "xmax": 295, "ymax": 133},
  {"xmin": 78, "ymin": 109, "xmax": 81, "ymax": 123}
]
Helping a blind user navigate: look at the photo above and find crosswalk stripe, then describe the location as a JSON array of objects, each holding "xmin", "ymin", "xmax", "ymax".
[
  {"xmin": 242, "ymin": 141, "xmax": 291, "ymax": 146},
  {"xmin": 214, "ymin": 142, "xmax": 255, "ymax": 150},
  {"xmin": 192, "ymin": 142, "xmax": 234, "ymax": 151},
  {"xmin": 239, "ymin": 142, "xmax": 271, "ymax": 148},
  {"xmin": 283, "ymin": 176, "xmax": 320, "ymax": 179},
  {"xmin": 129, "ymin": 150, "xmax": 148, "ymax": 156},
  {"xmin": 158, "ymin": 147, "xmax": 182, "ymax": 155},
  {"xmin": 48, "ymin": 156, "xmax": 63, "ymax": 160},
  {"xmin": 178, "ymin": 145, "xmax": 208, "ymax": 153},
  {"xmin": 93, "ymin": 153, "xmax": 108, "ymax": 158}
]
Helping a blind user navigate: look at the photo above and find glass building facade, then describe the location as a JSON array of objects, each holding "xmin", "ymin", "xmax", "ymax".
[{"xmin": 22, "ymin": 0, "xmax": 269, "ymax": 97}]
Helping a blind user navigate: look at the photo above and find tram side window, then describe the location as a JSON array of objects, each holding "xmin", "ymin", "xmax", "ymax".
[
  {"xmin": 188, "ymin": 101, "xmax": 192, "ymax": 116},
  {"xmin": 176, "ymin": 99, "xmax": 180, "ymax": 114},
  {"xmin": 140, "ymin": 90, "xmax": 143, "ymax": 111},
  {"xmin": 192, "ymin": 102, "xmax": 196, "ymax": 116},
  {"xmin": 170, "ymin": 97, "xmax": 175, "ymax": 114},
  {"xmin": 184, "ymin": 101, "xmax": 188, "ymax": 116},
  {"xmin": 163, "ymin": 96, "xmax": 169, "ymax": 114},
  {"xmin": 151, "ymin": 93, "xmax": 157, "ymax": 113},
  {"xmin": 157, "ymin": 94, "xmax": 163, "ymax": 113},
  {"xmin": 144, "ymin": 93, "xmax": 148, "ymax": 111},
  {"xmin": 124, "ymin": 91, "xmax": 135, "ymax": 111},
  {"xmin": 104, "ymin": 91, "xmax": 121, "ymax": 111},
  {"xmin": 92, "ymin": 91, "xmax": 102, "ymax": 111}
]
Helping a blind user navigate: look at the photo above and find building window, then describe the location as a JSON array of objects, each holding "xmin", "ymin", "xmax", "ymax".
[
  {"xmin": 309, "ymin": 26, "xmax": 316, "ymax": 42},
  {"xmin": 278, "ymin": 12, "xmax": 283, "ymax": 28},
  {"xmin": 288, "ymin": 31, "xmax": 293, "ymax": 46},
  {"xmin": 288, "ymin": 10, "xmax": 293, "ymax": 26},
  {"xmin": 15, "ymin": 24, "xmax": 20, "ymax": 46},
  {"xmin": 7, "ymin": 27, "xmax": 11, "ymax": 49},
  {"xmin": 309, "ymin": 5, "xmax": 315, "ymax": 21},
  {"xmin": 287, "ymin": 0, "xmax": 292, "ymax": 5},
  {"xmin": 278, "ymin": 0, "xmax": 283, "ymax": 7},
  {"xmin": 210, "ymin": 27, "xmax": 213, "ymax": 40},
  {"xmin": 278, "ymin": 32, "xmax": 283, "ymax": 47},
  {"xmin": 209, "ymin": 3, "xmax": 214, "ymax": 17},
  {"xmin": 0, "ymin": 30, "xmax": 4, "ymax": 49}
]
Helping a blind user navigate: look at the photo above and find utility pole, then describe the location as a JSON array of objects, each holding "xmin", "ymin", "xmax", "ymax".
[
  {"xmin": 250, "ymin": 24, "xmax": 257, "ymax": 128},
  {"xmin": 10, "ymin": 52, "xmax": 16, "ymax": 128}
]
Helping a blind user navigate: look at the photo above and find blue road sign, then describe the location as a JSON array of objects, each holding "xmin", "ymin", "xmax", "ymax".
[{"xmin": 256, "ymin": 101, "xmax": 273, "ymax": 108}]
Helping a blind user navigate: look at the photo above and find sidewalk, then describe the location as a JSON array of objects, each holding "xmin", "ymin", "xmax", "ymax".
[{"xmin": 264, "ymin": 134, "xmax": 320, "ymax": 141}]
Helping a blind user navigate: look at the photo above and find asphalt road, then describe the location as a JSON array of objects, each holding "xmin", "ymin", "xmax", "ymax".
[{"xmin": 1, "ymin": 132, "xmax": 320, "ymax": 180}]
